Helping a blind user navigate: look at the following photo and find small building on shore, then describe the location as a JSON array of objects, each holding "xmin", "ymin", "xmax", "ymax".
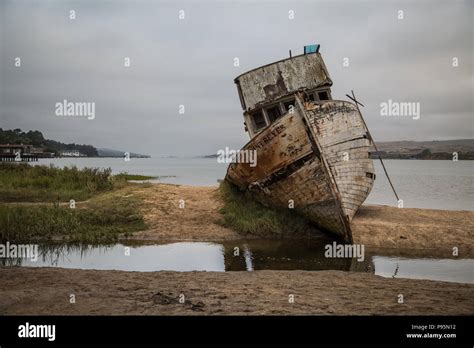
[
  {"xmin": 31, "ymin": 147, "xmax": 55, "ymax": 158},
  {"xmin": 0, "ymin": 144, "xmax": 54, "ymax": 161},
  {"xmin": 0, "ymin": 144, "xmax": 32, "ymax": 155},
  {"xmin": 0, "ymin": 144, "xmax": 36, "ymax": 162}
]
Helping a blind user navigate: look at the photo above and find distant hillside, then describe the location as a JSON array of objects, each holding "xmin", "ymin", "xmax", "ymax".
[
  {"xmin": 0, "ymin": 128, "xmax": 98, "ymax": 157},
  {"xmin": 372, "ymin": 139, "xmax": 474, "ymax": 160},
  {"xmin": 197, "ymin": 140, "xmax": 474, "ymax": 160},
  {"xmin": 97, "ymin": 148, "xmax": 150, "ymax": 158}
]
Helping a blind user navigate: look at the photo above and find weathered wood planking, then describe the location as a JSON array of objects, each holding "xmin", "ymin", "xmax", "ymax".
[
  {"xmin": 226, "ymin": 99, "xmax": 375, "ymax": 242},
  {"xmin": 235, "ymin": 53, "xmax": 332, "ymax": 111},
  {"xmin": 226, "ymin": 110, "xmax": 313, "ymax": 188},
  {"xmin": 303, "ymin": 101, "xmax": 375, "ymax": 221}
]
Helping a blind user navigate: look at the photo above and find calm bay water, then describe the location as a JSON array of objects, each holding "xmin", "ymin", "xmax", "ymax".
[{"xmin": 36, "ymin": 157, "xmax": 473, "ymax": 211}]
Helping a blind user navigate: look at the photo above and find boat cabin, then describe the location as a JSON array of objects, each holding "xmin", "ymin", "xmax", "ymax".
[{"xmin": 234, "ymin": 45, "xmax": 333, "ymax": 138}]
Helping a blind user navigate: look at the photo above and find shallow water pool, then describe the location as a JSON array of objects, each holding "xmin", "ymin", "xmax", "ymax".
[{"xmin": 2, "ymin": 240, "xmax": 472, "ymax": 284}]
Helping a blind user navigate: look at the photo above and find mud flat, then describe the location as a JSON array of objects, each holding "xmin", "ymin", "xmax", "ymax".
[
  {"xmin": 132, "ymin": 184, "xmax": 474, "ymax": 255},
  {"xmin": 0, "ymin": 267, "xmax": 472, "ymax": 315}
]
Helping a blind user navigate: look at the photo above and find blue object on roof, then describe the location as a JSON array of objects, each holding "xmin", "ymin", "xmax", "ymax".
[{"xmin": 304, "ymin": 44, "xmax": 320, "ymax": 54}]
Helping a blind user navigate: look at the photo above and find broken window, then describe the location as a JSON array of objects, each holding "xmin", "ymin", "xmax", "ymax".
[
  {"xmin": 307, "ymin": 93, "xmax": 315, "ymax": 101},
  {"xmin": 318, "ymin": 91, "xmax": 330, "ymax": 101},
  {"xmin": 252, "ymin": 111, "xmax": 267, "ymax": 131},
  {"xmin": 265, "ymin": 106, "xmax": 282, "ymax": 123}
]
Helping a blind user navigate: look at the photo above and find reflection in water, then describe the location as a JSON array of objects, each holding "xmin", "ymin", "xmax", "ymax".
[
  {"xmin": 222, "ymin": 239, "xmax": 355, "ymax": 272},
  {"xmin": 373, "ymin": 256, "xmax": 474, "ymax": 284},
  {"xmin": 1, "ymin": 240, "xmax": 473, "ymax": 284},
  {"xmin": 393, "ymin": 263, "xmax": 399, "ymax": 278},
  {"xmin": 1, "ymin": 240, "xmax": 364, "ymax": 273},
  {"xmin": 242, "ymin": 245, "xmax": 253, "ymax": 272},
  {"xmin": 22, "ymin": 242, "xmax": 226, "ymax": 272}
]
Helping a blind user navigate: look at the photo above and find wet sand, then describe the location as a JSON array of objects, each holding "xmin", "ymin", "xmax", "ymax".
[
  {"xmin": 1, "ymin": 267, "xmax": 472, "ymax": 315},
  {"xmin": 352, "ymin": 205, "xmax": 474, "ymax": 255}
]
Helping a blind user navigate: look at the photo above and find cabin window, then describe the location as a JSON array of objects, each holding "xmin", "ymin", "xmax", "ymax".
[
  {"xmin": 252, "ymin": 111, "xmax": 267, "ymax": 131},
  {"xmin": 283, "ymin": 100, "xmax": 295, "ymax": 113},
  {"xmin": 265, "ymin": 106, "xmax": 282, "ymax": 122},
  {"xmin": 308, "ymin": 93, "xmax": 315, "ymax": 101},
  {"xmin": 318, "ymin": 91, "xmax": 329, "ymax": 101}
]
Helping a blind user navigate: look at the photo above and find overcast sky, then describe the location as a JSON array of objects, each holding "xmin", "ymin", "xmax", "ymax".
[{"xmin": 0, "ymin": 0, "xmax": 472, "ymax": 156}]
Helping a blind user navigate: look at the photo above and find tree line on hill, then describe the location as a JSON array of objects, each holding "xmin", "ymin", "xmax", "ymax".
[{"xmin": 0, "ymin": 128, "xmax": 98, "ymax": 157}]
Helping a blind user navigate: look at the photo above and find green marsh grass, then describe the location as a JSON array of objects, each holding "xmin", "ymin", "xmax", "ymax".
[
  {"xmin": 218, "ymin": 180, "xmax": 318, "ymax": 238},
  {"xmin": 0, "ymin": 163, "xmax": 149, "ymax": 243},
  {"xmin": 114, "ymin": 173, "xmax": 156, "ymax": 181},
  {"xmin": 0, "ymin": 163, "xmax": 125, "ymax": 202},
  {"xmin": 0, "ymin": 189, "xmax": 146, "ymax": 243}
]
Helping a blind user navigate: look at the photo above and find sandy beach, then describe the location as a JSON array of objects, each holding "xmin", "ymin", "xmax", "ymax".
[
  {"xmin": 1, "ymin": 183, "xmax": 473, "ymax": 315},
  {"xmin": 1, "ymin": 267, "xmax": 473, "ymax": 315}
]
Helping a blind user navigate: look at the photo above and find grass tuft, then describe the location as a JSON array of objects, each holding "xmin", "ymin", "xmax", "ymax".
[
  {"xmin": 218, "ymin": 180, "xmax": 318, "ymax": 238},
  {"xmin": 114, "ymin": 173, "xmax": 157, "ymax": 181}
]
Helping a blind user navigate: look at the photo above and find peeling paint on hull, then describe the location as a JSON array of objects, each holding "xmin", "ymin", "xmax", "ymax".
[{"xmin": 226, "ymin": 100, "xmax": 375, "ymax": 242}]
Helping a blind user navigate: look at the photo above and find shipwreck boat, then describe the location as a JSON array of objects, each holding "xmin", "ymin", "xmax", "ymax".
[{"xmin": 225, "ymin": 45, "xmax": 376, "ymax": 242}]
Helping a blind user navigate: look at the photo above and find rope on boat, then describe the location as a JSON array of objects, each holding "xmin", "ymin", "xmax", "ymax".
[{"xmin": 346, "ymin": 90, "xmax": 400, "ymax": 202}]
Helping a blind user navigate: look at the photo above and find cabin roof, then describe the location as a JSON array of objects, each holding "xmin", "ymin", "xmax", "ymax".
[
  {"xmin": 234, "ymin": 52, "xmax": 315, "ymax": 81},
  {"xmin": 234, "ymin": 52, "xmax": 332, "ymax": 111}
]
